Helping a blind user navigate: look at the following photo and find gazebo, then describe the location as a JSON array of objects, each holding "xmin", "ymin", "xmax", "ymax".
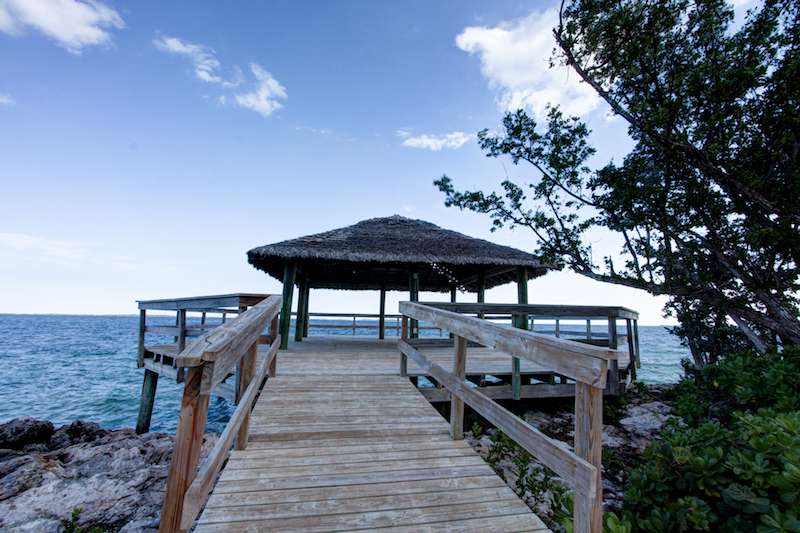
[{"xmin": 247, "ymin": 215, "xmax": 558, "ymax": 347}]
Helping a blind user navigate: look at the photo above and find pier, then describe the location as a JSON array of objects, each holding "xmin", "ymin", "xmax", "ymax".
[{"xmin": 136, "ymin": 293, "xmax": 633, "ymax": 533}]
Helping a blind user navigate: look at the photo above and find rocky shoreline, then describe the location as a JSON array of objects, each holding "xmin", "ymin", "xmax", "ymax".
[
  {"xmin": 0, "ymin": 384, "xmax": 674, "ymax": 532},
  {"xmin": 0, "ymin": 418, "xmax": 218, "ymax": 533}
]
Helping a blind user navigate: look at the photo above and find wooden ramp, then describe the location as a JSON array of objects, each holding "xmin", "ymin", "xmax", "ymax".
[{"xmin": 193, "ymin": 375, "xmax": 550, "ymax": 532}]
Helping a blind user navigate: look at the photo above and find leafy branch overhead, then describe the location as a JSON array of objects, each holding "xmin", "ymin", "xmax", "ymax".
[{"xmin": 437, "ymin": 0, "xmax": 800, "ymax": 365}]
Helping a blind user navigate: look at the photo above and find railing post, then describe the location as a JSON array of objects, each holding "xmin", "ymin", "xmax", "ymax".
[
  {"xmin": 235, "ymin": 341, "xmax": 258, "ymax": 450},
  {"xmin": 574, "ymin": 382, "xmax": 603, "ymax": 533},
  {"xmin": 158, "ymin": 365, "xmax": 210, "ymax": 533},
  {"xmin": 607, "ymin": 317, "xmax": 620, "ymax": 394},
  {"xmin": 400, "ymin": 316, "xmax": 408, "ymax": 377},
  {"xmin": 450, "ymin": 336, "xmax": 467, "ymax": 439}
]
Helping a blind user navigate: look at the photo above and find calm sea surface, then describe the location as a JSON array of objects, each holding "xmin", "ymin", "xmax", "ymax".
[{"xmin": 0, "ymin": 314, "xmax": 690, "ymax": 433}]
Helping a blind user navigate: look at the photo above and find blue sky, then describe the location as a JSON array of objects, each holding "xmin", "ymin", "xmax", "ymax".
[{"xmin": 1, "ymin": 0, "xmax": 744, "ymax": 324}]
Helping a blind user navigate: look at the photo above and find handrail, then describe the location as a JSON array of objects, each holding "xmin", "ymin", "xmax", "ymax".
[
  {"xmin": 158, "ymin": 295, "xmax": 282, "ymax": 533},
  {"xmin": 399, "ymin": 301, "xmax": 609, "ymax": 533}
]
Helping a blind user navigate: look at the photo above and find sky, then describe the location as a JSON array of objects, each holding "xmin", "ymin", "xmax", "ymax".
[{"xmin": 1, "ymin": 0, "xmax": 754, "ymax": 324}]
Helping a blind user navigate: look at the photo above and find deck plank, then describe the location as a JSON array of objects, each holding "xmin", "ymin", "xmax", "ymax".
[{"xmin": 191, "ymin": 344, "xmax": 551, "ymax": 532}]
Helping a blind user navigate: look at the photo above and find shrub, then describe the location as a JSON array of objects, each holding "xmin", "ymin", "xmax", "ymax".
[{"xmin": 619, "ymin": 347, "xmax": 800, "ymax": 532}]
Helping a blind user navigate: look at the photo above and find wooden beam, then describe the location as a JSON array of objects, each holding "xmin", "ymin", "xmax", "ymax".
[
  {"xmin": 135, "ymin": 369, "xmax": 158, "ymax": 434},
  {"xmin": 409, "ymin": 271, "xmax": 419, "ymax": 339},
  {"xmin": 279, "ymin": 260, "xmax": 297, "ymax": 350},
  {"xmin": 574, "ymin": 382, "xmax": 603, "ymax": 533},
  {"xmin": 450, "ymin": 336, "xmax": 467, "ymax": 440},
  {"xmin": 400, "ymin": 301, "xmax": 610, "ymax": 387},
  {"xmin": 158, "ymin": 366, "xmax": 210, "ymax": 533},
  {"xmin": 234, "ymin": 341, "xmax": 257, "ymax": 450},
  {"xmin": 422, "ymin": 302, "xmax": 639, "ymax": 320},
  {"xmin": 379, "ymin": 282, "xmax": 387, "ymax": 340},
  {"xmin": 513, "ymin": 266, "xmax": 528, "ymax": 400},
  {"xmin": 398, "ymin": 340, "xmax": 598, "ymax": 500},
  {"xmin": 137, "ymin": 309, "xmax": 146, "ymax": 368}
]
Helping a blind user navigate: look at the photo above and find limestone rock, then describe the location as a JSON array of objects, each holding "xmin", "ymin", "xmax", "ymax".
[{"xmin": 0, "ymin": 417, "xmax": 219, "ymax": 533}]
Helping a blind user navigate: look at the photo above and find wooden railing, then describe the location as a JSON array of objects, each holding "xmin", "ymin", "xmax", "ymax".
[
  {"xmin": 293, "ymin": 312, "xmax": 445, "ymax": 336},
  {"xmin": 158, "ymin": 294, "xmax": 282, "ymax": 533},
  {"xmin": 399, "ymin": 301, "xmax": 622, "ymax": 533}
]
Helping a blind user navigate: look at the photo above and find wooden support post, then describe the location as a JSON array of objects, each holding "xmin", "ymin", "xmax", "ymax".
[
  {"xmin": 135, "ymin": 369, "xmax": 158, "ymax": 434},
  {"xmin": 269, "ymin": 315, "xmax": 279, "ymax": 377},
  {"xmin": 633, "ymin": 320, "xmax": 641, "ymax": 368},
  {"xmin": 449, "ymin": 285, "xmax": 456, "ymax": 339},
  {"xmin": 234, "ymin": 341, "xmax": 258, "ymax": 450},
  {"xmin": 574, "ymin": 382, "xmax": 603, "ymax": 533},
  {"xmin": 409, "ymin": 271, "xmax": 419, "ymax": 339},
  {"xmin": 176, "ymin": 309, "xmax": 187, "ymax": 383},
  {"xmin": 512, "ymin": 266, "xmax": 529, "ymax": 401},
  {"xmin": 158, "ymin": 366, "xmax": 210, "ymax": 533},
  {"xmin": 302, "ymin": 282, "xmax": 310, "ymax": 337},
  {"xmin": 379, "ymin": 282, "xmax": 386, "ymax": 340},
  {"xmin": 450, "ymin": 336, "xmax": 467, "ymax": 440},
  {"xmin": 476, "ymin": 270, "xmax": 485, "ymax": 319},
  {"xmin": 607, "ymin": 317, "xmax": 619, "ymax": 394},
  {"xmin": 626, "ymin": 319, "xmax": 637, "ymax": 382},
  {"xmin": 400, "ymin": 316, "xmax": 408, "ymax": 377},
  {"xmin": 137, "ymin": 309, "xmax": 146, "ymax": 368},
  {"xmin": 279, "ymin": 259, "xmax": 297, "ymax": 350},
  {"xmin": 295, "ymin": 273, "xmax": 307, "ymax": 342}
]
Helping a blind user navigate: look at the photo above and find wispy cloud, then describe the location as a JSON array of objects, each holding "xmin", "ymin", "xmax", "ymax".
[
  {"xmin": 0, "ymin": 93, "xmax": 14, "ymax": 105},
  {"xmin": 0, "ymin": 232, "xmax": 95, "ymax": 267},
  {"xmin": 399, "ymin": 130, "xmax": 475, "ymax": 151},
  {"xmin": 155, "ymin": 36, "xmax": 285, "ymax": 119},
  {"xmin": 234, "ymin": 63, "xmax": 286, "ymax": 118},
  {"xmin": 0, "ymin": 232, "xmax": 155, "ymax": 271},
  {"xmin": 456, "ymin": 9, "xmax": 599, "ymax": 118},
  {"xmin": 0, "ymin": 0, "xmax": 124, "ymax": 54}
]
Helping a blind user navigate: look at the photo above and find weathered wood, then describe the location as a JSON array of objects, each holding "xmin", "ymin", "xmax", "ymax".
[
  {"xmin": 574, "ymin": 382, "xmax": 603, "ymax": 533},
  {"xmin": 400, "ymin": 301, "xmax": 610, "ymax": 387},
  {"xmin": 159, "ymin": 366, "xmax": 210, "ymax": 533},
  {"xmin": 176, "ymin": 295, "xmax": 281, "ymax": 394},
  {"xmin": 419, "ymin": 383, "xmax": 577, "ymax": 402},
  {"xmin": 279, "ymin": 260, "xmax": 297, "ymax": 350},
  {"xmin": 607, "ymin": 317, "xmax": 619, "ymax": 394},
  {"xmin": 409, "ymin": 271, "xmax": 419, "ymax": 339},
  {"xmin": 450, "ymin": 336, "xmax": 467, "ymax": 440},
  {"xmin": 400, "ymin": 316, "xmax": 408, "ymax": 377},
  {"xmin": 398, "ymin": 339, "xmax": 597, "ymax": 499},
  {"xmin": 179, "ymin": 337, "xmax": 279, "ymax": 531},
  {"xmin": 137, "ymin": 294, "xmax": 270, "ymax": 311},
  {"xmin": 135, "ymin": 369, "xmax": 158, "ymax": 434},
  {"xmin": 138, "ymin": 309, "xmax": 146, "ymax": 368},
  {"xmin": 269, "ymin": 315, "xmax": 279, "ymax": 377},
  {"xmin": 425, "ymin": 302, "xmax": 639, "ymax": 320},
  {"xmin": 234, "ymin": 341, "xmax": 258, "ymax": 451}
]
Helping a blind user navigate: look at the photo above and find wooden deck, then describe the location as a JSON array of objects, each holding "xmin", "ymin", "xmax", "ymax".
[{"xmin": 193, "ymin": 374, "xmax": 549, "ymax": 532}]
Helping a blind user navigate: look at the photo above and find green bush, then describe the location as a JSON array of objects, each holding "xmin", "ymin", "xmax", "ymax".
[{"xmin": 618, "ymin": 347, "xmax": 800, "ymax": 532}]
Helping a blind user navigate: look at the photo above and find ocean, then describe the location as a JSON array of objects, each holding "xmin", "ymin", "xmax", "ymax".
[{"xmin": 0, "ymin": 314, "xmax": 690, "ymax": 434}]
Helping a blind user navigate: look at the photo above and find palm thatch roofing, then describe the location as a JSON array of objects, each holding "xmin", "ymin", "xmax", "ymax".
[{"xmin": 247, "ymin": 216, "xmax": 557, "ymax": 292}]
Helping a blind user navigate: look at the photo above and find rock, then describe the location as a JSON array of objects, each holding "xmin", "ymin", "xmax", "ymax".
[
  {"xmin": 0, "ymin": 418, "xmax": 219, "ymax": 533},
  {"xmin": 0, "ymin": 416, "xmax": 54, "ymax": 451}
]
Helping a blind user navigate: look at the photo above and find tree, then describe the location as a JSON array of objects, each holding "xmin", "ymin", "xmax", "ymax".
[{"xmin": 436, "ymin": 0, "xmax": 800, "ymax": 367}]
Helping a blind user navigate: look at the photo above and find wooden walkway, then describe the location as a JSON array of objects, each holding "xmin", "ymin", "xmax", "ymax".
[{"xmin": 193, "ymin": 372, "xmax": 550, "ymax": 532}]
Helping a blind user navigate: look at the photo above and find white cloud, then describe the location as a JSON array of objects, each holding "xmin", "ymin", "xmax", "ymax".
[
  {"xmin": 400, "ymin": 131, "xmax": 475, "ymax": 151},
  {"xmin": 154, "ymin": 35, "xmax": 230, "ymax": 85},
  {"xmin": 0, "ymin": 93, "xmax": 14, "ymax": 105},
  {"xmin": 234, "ymin": 63, "xmax": 286, "ymax": 118},
  {"xmin": 456, "ymin": 9, "xmax": 599, "ymax": 118},
  {"xmin": 0, "ymin": 0, "xmax": 124, "ymax": 54}
]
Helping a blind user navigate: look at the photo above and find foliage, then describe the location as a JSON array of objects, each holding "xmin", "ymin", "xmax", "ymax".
[
  {"xmin": 619, "ymin": 347, "xmax": 800, "ymax": 531},
  {"xmin": 671, "ymin": 346, "xmax": 800, "ymax": 426},
  {"xmin": 435, "ymin": 0, "xmax": 800, "ymax": 366},
  {"xmin": 61, "ymin": 508, "xmax": 103, "ymax": 533}
]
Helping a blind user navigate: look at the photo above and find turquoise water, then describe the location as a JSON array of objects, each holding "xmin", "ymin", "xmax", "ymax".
[{"xmin": 0, "ymin": 314, "xmax": 690, "ymax": 433}]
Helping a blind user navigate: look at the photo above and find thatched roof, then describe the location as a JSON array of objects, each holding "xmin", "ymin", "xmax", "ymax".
[{"xmin": 247, "ymin": 215, "xmax": 557, "ymax": 292}]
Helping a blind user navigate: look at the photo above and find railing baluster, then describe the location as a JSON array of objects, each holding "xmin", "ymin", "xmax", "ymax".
[{"xmin": 450, "ymin": 336, "xmax": 467, "ymax": 439}]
